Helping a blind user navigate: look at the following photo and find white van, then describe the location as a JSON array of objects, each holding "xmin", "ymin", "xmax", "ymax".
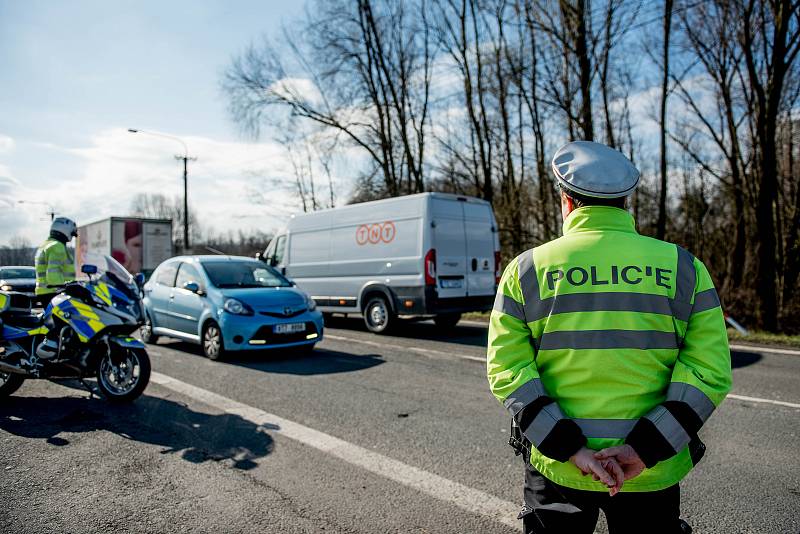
[{"xmin": 262, "ymin": 192, "xmax": 500, "ymax": 333}]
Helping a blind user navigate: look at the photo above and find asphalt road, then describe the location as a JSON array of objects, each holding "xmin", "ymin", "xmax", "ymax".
[{"xmin": 1, "ymin": 317, "xmax": 799, "ymax": 534}]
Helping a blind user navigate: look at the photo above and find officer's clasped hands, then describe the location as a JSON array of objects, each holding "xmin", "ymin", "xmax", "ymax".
[
  {"xmin": 569, "ymin": 446, "xmax": 625, "ymax": 496},
  {"xmin": 594, "ymin": 445, "xmax": 646, "ymax": 483}
]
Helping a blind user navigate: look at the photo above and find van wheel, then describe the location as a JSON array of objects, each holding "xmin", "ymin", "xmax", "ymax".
[
  {"xmin": 434, "ymin": 313, "xmax": 462, "ymax": 330},
  {"xmin": 203, "ymin": 321, "xmax": 225, "ymax": 361},
  {"xmin": 364, "ymin": 296, "xmax": 394, "ymax": 334}
]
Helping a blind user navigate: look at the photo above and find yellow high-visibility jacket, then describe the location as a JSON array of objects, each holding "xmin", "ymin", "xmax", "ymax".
[
  {"xmin": 487, "ymin": 206, "xmax": 732, "ymax": 492},
  {"xmin": 35, "ymin": 238, "xmax": 75, "ymax": 295}
]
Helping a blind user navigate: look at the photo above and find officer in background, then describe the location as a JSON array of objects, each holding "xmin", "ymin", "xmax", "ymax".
[
  {"xmin": 487, "ymin": 141, "xmax": 731, "ymax": 533},
  {"xmin": 34, "ymin": 217, "xmax": 77, "ymax": 359}
]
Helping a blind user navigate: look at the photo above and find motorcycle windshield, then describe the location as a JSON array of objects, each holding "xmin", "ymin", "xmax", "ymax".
[{"xmin": 85, "ymin": 254, "xmax": 138, "ymax": 301}]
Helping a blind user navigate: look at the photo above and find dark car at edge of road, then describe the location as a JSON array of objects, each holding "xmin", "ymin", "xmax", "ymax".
[{"xmin": 0, "ymin": 266, "xmax": 36, "ymax": 299}]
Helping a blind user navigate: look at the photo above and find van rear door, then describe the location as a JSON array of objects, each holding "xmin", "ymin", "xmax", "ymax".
[
  {"xmin": 431, "ymin": 198, "xmax": 467, "ymax": 299},
  {"xmin": 463, "ymin": 202, "xmax": 497, "ymax": 297}
]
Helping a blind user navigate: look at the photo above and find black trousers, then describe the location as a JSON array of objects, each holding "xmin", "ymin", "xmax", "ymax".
[{"xmin": 522, "ymin": 465, "xmax": 690, "ymax": 534}]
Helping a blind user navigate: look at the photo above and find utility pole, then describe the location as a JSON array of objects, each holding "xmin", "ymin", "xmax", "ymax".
[
  {"xmin": 175, "ymin": 154, "xmax": 197, "ymax": 251},
  {"xmin": 18, "ymin": 200, "xmax": 56, "ymax": 221},
  {"xmin": 128, "ymin": 128, "xmax": 196, "ymax": 253}
]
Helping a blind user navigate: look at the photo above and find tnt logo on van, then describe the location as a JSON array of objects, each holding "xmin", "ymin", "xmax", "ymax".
[{"xmin": 356, "ymin": 222, "xmax": 396, "ymax": 245}]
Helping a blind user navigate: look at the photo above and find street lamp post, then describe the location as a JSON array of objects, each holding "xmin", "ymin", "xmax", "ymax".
[
  {"xmin": 128, "ymin": 128, "xmax": 196, "ymax": 252},
  {"xmin": 18, "ymin": 200, "xmax": 56, "ymax": 221}
]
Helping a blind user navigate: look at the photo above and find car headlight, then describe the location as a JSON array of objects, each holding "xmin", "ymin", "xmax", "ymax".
[
  {"xmin": 223, "ymin": 298, "xmax": 253, "ymax": 316},
  {"xmin": 306, "ymin": 295, "xmax": 317, "ymax": 311},
  {"xmin": 0, "ymin": 284, "xmax": 12, "ymax": 291}
]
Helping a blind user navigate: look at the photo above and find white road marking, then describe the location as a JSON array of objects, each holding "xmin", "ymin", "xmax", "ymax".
[
  {"xmin": 150, "ymin": 372, "xmax": 519, "ymax": 530},
  {"xmin": 460, "ymin": 320, "xmax": 490, "ymax": 327},
  {"xmin": 324, "ymin": 333, "xmax": 800, "ymax": 409},
  {"xmin": 324, "ymin": 334, "xmax": 485, "ymax": 363},
  {"xmin": 728, "ymin": 344, "xmax": 800, "ymax": 356},
  {"xmin": 462, "ymin": 321, "xmax": 800, "ymax": 356},
  {"xmin": 728, "ymin": 394, "xmax": 800, "ymax": 409}
]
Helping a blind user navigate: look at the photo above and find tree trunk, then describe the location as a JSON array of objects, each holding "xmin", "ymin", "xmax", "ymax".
[
  {"xmin": 573, "ymin": 0, "xmax": 594, "ymax": 141},
  {"xmin": 656, "ymin": 0, "xmax": 673, "ymax": 240}
]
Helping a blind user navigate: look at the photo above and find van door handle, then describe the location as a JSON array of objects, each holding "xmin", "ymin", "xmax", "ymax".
[{"xmin": 471, "ymin": 258, "xmax": 478, "ymax": 272}]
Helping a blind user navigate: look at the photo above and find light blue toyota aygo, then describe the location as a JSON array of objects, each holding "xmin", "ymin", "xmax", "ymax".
[{"xmin": 141, "ymin": 255, "xmax": 323, "ymax": 360}]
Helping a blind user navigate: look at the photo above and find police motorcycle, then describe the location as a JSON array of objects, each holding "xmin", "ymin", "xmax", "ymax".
[{"xmin": 0, "ymin": 255, "xmax": 151, "ymax": 402}]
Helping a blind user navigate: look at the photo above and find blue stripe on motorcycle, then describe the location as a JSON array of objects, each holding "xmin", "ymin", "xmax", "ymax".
[{"xmin": 110, "ymin": 336, "xmax": 145, "ymax": 349}]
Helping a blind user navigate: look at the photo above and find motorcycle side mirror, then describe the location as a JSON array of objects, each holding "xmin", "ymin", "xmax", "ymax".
[
  {"xmin": 134, "ymin": 273, "xmax": 146, "ymax": 288},
  {"xmin": 82, "ymin": 264, "xmax": 98, "ymax": 275}
]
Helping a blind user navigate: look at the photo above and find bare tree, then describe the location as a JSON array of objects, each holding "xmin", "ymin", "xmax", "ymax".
[
  {"xmin": 224, "ymin": 0, "xmax": 433, "ymax": 198},
  {"xmin": 0, "ymin": 236, "xmax": 35, "ymax": 266},
  {"xmin": 737, "ymin": 0, "xmax": 800, "ymax": 331},
  {"xmin": 130, "ymin": 193, "xmax": 200, "ymax": 249},
  {"xmin": 655, "ymin": 0, "xmax": 674, "ymax": 240},
  {"xmin": 673, "ymin": 0, "xmax": 751, "ymax": 294}
]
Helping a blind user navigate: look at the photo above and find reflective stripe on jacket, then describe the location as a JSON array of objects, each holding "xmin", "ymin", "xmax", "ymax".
[
  {"xmin": 35, "ymin": 238, "xmax": 75, "ymax": 295},
  {"xmin": 487, "ymin": 206, "xmax": 732, "ymax": 492}
]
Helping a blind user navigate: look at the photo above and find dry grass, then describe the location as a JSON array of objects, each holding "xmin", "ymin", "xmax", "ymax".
[{"xmin": 727, "ymin": 329, "xmax": 800, "ymax": 349}]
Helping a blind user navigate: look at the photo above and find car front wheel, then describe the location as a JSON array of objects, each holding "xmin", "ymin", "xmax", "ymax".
[
  {"xmin": 203, "ymin": 321, "xmax": 225, "ymax": 361},
  {"xmin": 140, "ymin": 312, "xmax": 159, "ymax": 345}
]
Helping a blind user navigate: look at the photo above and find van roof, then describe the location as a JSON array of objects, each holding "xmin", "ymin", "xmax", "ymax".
[{"xmin": 288, "ymin": 192, "xmax": 489, "ymax": 219}]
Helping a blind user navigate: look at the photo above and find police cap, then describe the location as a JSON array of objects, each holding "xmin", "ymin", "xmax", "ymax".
[{"xmin": 551, "ymin": 140, "xmax": 640, "ymax": 199}]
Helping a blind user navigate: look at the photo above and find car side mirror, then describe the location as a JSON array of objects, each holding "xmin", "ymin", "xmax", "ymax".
[
  {"xmin": 82, "ymin": 264, "xmax": 97, "ymax": 275},
  {"xmin": 183, "ymin": 281, "xmax": 202, "ymax": 295},
  {"xmin": 134, "ymin": 273, "xmax": 146, "ymax": 288}
]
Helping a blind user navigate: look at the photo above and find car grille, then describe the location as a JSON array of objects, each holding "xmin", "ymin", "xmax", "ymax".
[
  {"xmin": 5, "ymin": 284, "xmax": 34, "ymax": 293},
  {"xmin": 259, "ymin": 307, "xmax": 307, "ymax": 318},
  {"xmin": 251, "ymin": 322, "xmax": 317, "ymax": 345}
]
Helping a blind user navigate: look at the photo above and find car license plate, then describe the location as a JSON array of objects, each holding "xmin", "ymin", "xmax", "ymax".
[
  {"xmin": 274, "ymin": 323, "xmax": 305, "ymax": 334},
  {"xmin": 440, "ymin": 279, "xmax": 463, "ymax": 289}
]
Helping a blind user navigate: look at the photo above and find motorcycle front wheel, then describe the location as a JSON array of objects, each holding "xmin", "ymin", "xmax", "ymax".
[
  {"xmin": 95, "ymin": 347, "xmax": 151, "ymax": 403},
  {"xmin": 0, "ymin": 371, "xmax": 25, "ymax": 398}
]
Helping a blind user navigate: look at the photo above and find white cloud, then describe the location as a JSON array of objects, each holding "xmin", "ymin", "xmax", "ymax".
[
  {"xmin": 1, "ymin": 127, "xmax": 360, "ymax": 247},
  {"xmin": 0, "ymin": 166, "xmax": 39, "ymax": 247},
  {"xmin": 268, "ymin": 77, "xmax": 324, "ymax": 106},
  {"xmin": 0, "ymin": 169, "xmax": 20, "ymax": 209},
  {"xmin": 0, "ymin": 134, "xmax": 14, "ymax": 154}
]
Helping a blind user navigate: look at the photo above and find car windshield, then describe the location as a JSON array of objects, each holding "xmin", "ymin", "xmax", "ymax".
[
  {"xmin": 202, "ymin": 260, "xmax": 291, "ymax": 289},
  {"xmin": 0, "ymin": 267, "xmax": 35, "ymax": 279}
]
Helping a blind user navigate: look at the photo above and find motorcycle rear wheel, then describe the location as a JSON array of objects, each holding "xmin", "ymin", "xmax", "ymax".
[
  {"xmin": 95, "ymin": 347, "xmax": 151, "ymax": 403},
  {"xmin": 0, "ymin": 371, "xmax": 25, "ymax": 398}
]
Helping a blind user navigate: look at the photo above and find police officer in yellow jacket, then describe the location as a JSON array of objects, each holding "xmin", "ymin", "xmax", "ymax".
[
  {"xmin": 487, "ymin": 141, "xmax": 731, "ymax": 533},
  {"xmin": 34, "ymin": 216, "xmax": 77, "ymax": 358}
]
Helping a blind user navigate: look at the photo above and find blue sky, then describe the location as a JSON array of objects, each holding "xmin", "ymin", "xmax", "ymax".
[{"xmin": 0, "ymin": 0, "xmax": 309, "ymax": 245}]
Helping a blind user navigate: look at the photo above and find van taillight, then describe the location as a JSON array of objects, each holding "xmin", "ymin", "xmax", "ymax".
[
  {"xmin": 494, "ymin": 251, "xmax": 502, "ymax": 286},
  {"xmin": 425, "ymin": 249, "xmax": 436, "ymax": 286}
]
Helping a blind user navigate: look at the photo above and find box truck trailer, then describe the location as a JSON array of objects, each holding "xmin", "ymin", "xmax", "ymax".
[
  {"xmin": 261, "ymin": 192, "xmax": 500, "ymax": 333},
  {"xmin": 76, "ymin": 217, "xmax": 173, "ymax": 278}
]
